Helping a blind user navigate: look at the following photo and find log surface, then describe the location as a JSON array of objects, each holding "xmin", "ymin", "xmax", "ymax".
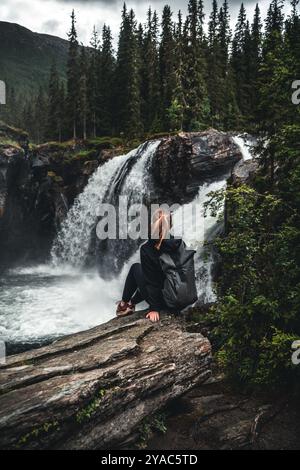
[{"xmin": 0, "ymin": 312, "xmax": 211, "ymax": 450}]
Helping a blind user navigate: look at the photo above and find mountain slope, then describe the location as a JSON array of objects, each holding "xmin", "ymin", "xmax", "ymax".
[{"xmin": 0, "ymin": 21, "xmax": 68, "ymax": 97}]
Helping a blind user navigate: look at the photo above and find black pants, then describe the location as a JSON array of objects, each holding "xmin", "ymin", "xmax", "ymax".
[{"xmin": 122, "ymin": 263, "xmax": 149, "ymax": 306}]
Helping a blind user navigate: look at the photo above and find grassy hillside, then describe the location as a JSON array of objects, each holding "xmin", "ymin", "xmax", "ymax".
[{"xmin": 0, "ymin": 21, "xmax": 68, "ymax": 97}]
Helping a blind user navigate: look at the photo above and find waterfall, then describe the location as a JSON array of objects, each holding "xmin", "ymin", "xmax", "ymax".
[
  {"xmin": 51, "ymin": 151, "xmax": 130, "ymax": 267},
  {"xmin": 51, "ymin": 141, "xmax": 159, "ymax": 268}
]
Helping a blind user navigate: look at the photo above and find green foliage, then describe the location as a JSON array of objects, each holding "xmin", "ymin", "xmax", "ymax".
[
  {"xmin": 45, "ymin": 63, "xmax": 65, "ymax": 142},
  {"xmin": 208, "ymin": 160, "xmax": 300, "ymax": 388},
  {"xmin": 204, "ymin": 0, "xmax": 300, "ymax": 389},
  {"xmin": 137, "ymin": 412, "xmax": 167, "ymax": 449},
  {"xmin": 47, "ymin": 171, "xmax": 64, "ymax": 184},
  {"xmin": 86, "ymin": 136, "xmax": 124, "ymax": 150},
  {"xmin": 0, "ymin": 139, "xmax": 21, "ymax": 149},
  {"xmin": 167, "ymin": 99, "xmax": 184, "ymax": 132},
  {"xmin": 72, "ymin": 149, "xmax": 98, "ymax": 161},
  {"xmin": 76, "ymin": 389, "xmax": 106, "ymax": 424},
  {"xmin": 17, "ymin": 420, "xmax": 60, "ymax": 447}
]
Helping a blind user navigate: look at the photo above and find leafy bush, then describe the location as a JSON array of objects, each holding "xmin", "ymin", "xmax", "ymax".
[
  {"xmin": 72, "ymin": 149, "xmax": 98, "ymax": 161},
  {"xmin": 86, "ymin": 136, "xmax": 124, "ymax": 150}
]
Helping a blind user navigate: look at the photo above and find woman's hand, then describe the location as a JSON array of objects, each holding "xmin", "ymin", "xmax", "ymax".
[{"xmin": 146, "ymin": 311, "xmax": 160, "ymax": 323}]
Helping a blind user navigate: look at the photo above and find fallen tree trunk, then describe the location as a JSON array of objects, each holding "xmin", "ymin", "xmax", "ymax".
[{"xmin": 0, "ymin": 311, "xmax": 212, "ymax": 450}]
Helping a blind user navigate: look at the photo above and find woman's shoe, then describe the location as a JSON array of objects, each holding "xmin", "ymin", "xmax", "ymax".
[{"xmin": 116, "ymin": 300, "xmax": 135, "ymax": 317}]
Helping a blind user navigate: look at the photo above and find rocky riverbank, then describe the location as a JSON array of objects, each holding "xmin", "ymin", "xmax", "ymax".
[{"xmin": 146, "ymin": 372, "xmax": 300, "ymax": 450}]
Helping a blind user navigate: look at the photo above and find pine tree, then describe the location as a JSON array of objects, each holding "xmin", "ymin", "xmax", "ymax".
[
  {"xmin": 57, "ymin": 82, "xmax": 66, "ymax": 142},
  {"xmin": 223, "ymin": 65, "xmax": 240, "ymax": 130},
  {"xmin": 182, "ymin": 0, "xmax": 209, "ymax": 130},
  {"xmin": 126, "ymin": 8, "xmax": 143, "ymax": 137},
  {"xmin": 114, "ymin": 5, "xmax": 142, "ymax": 137},
  {"xmin": 231, "ymin": 3, "xmax": 247, "ymax": 76},
  {"xmin": 207, "ymin": 0, "xmax": 223, "ymax": 127},
  {"xmin": 231, "ymin": 3, "xmax": 249, "ymax": 122},
  {"xmin": 88, "ymin": 26, "xmax": 100, "ymax": 138},
  {"xmin": 79, "ymin": 45, "xmax": 88, "ymax": 139},
  {"xmin": 34, "ymin": 87, "xmax": 47, "ymax": 143},
  {"xmin": 159, "ymin": 5, "xmax": 176, "ymax": 130},
  {"xmin": 46, "ymin": 62, "xmax": 63, "ymax": 141},
  {"xmin": 251, "ymin": 4, "xmax": 263, "ymax": 66},
  {"xmin": 248, "ymin": 4, "xmax": 262, "ymax": 127},
  {"xmin": 218, "ymin": 0, "xmax": 239, "ymax": 129},
  {"xmin": 258, "ymin": 0, "xmax": 286, "ymax": 181},
  {"xmin": 206, "ymin": 0, "xmax": 235, "ymax": 129},
  {"xmin": 98, "ymin": 25, "xmax": 115, "ymax": 135},
  {"xmin": 66, "ymin": 9, "xmax": 80, "ymax": 139},
  {"xmin": 285, "ymin": 0, "xmax": 300, "ymax": 80},
  {"xmin": 22, "ymin": 100, "xmax": 34, "ymax": 139},
  {"xmin": 218, "ymin": 0, "xmax": 231, "ymax": 75},
  {"xmin": 167, "ymin": 10, "xmax": 186, "ymax": 131},
  {"xmin": 141, "ymin": 8, "xmax": 161, "ymax": 132}
]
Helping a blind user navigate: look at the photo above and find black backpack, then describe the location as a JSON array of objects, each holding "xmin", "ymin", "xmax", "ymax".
[{"xmin": 159, "ymin": 240, "xmax": 198, "ymax": 311}]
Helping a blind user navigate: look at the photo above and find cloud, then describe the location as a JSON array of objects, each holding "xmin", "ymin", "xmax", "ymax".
[
  {"xmin": 0, "ymin": 0, "xmax": 292, "ymax": 47},
  {"xmin": 42, "ymin": 19, "xmax": 61, "ymax": 34},
  {"xmin": 55, "ymin": 0, "xmax": 119, "ymax": 3}
]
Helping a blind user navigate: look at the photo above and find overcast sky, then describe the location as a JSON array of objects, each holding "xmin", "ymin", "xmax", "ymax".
[{"xmin": 0, "ymin": 0, "xmax": 292, "ymax": 46}]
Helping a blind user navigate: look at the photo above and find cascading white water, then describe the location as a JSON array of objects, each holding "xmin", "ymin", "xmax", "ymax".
[
  {"xmin": 51, "ymin": 151, "xmax": 130, "ymax": 268},
  {"xmin": 172, "ymin": 180, "xmax": 226, "ymax": 304},
  {"xmin": 51, "ymin": 141, "xmax": 160, "ymax": 268},
  {"xmin": 232, "ymin": 134, "xmax": 254, "ymax": 161}
]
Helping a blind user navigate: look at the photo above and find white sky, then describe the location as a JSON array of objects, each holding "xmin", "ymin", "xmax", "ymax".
[{"xmin": 0, "ymin": 0, "xmax": 293, "ymax": 46}]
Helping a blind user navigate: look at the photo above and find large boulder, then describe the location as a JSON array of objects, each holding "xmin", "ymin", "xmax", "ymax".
[
  {"xmin": 230, "ymin": 159, "xmax": 259, "ymax": 185},
  {"xmin": 151, "ymin": 129, "xmax": 243, "ymax": 203},
  {"xmin": 0, "ymin": 312, "xmax": 211, "ymax": 450}
]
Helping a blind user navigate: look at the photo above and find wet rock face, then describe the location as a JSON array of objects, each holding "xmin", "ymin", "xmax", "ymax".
[
  {"xmin": 0, "ymin": 144, "xmax": 67, "ymax": 268},
  {"xmin": 230, "ymin": 158, "xmax": 259, "ymax": 185},
  {"xmin": 152, "ymin": 129, "xmax": 243, "ymax": 203},
  {"xmin": 190, "ymin": 130, "xmax": 242, "ymax": 179},
  {"xmin": 151, "ymin": 133, "xmax": 193, "ymax": 204},
  {"xmin": 0, "ymin": 145, "xmax": 24, "ymax": 217}
]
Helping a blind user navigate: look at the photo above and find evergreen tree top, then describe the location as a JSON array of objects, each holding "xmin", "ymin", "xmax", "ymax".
[{"xmin": 68, "ymin": 9, "xmax": 78, "ymax": 45}]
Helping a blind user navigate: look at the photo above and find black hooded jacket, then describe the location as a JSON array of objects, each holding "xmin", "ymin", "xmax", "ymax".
[{"xmin": 140, "ymin": 237, "xmax": 182, "ymax": 312}]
